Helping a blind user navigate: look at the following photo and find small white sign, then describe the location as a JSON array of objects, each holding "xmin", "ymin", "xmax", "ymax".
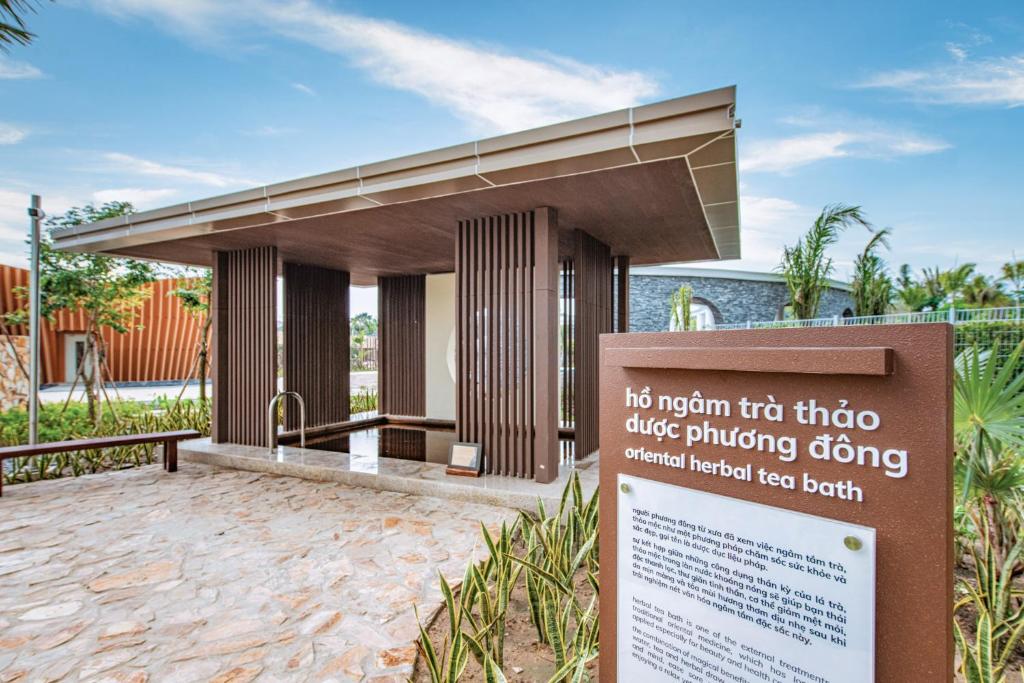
[{"xmin": 617, "ymin": 474, "xmax": 875, "ymax": 683}]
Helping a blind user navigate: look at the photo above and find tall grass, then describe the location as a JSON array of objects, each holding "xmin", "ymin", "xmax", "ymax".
[
  {"xmin": 955, "ymin": 342, "xmax": 1024, "ymax": 682},
  {"xmin": 416, "ymin": 472, "xmax": 599, "ymax": 683},
  {"xmin": 1, "ymin": 398, "xmax": 210, "ymax": 485}
]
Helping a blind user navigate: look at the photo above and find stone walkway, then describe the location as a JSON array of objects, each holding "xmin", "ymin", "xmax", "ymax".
[{"xmin": 0, "ymin": 463, "xmax": 513, "ymax": 681}]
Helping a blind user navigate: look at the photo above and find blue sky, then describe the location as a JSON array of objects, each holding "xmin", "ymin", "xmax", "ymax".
[{"xmin": 1, "ymin": 0, "xmax": 1022, "ymax": 302}]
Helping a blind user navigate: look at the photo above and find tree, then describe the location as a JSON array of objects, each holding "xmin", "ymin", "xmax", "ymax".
[
  {"xmin": 170, "ymin": 269, "xmax": 213, "ymax": 402},
  {"xmin": 5, "ymin": 202, "xmax": 156, "ymax": 425},
  {"xmin": 939, "ymin": 264, "xmax": 977, "ymax": 306},
  {"xmin": 961, "ymin": 274, "xmax": 1010, "ymax": 308},
  {"xmin": 778, "ymin": 204, "xmax": 872, "ymax": 320},
  {"xmin": 1001, "ymin": 259, "xmax": 1024, "ymax": 306},
  {"xmin": 350, "ymin": 312, "xmax": 377, "ymax": 345},
  {"xmin": 1, "ymin": 0, "xmax": 45, "ymax": 50},
  {"xmin": 851, "ymin": 228, "xmax": 894, "ymax": 316},
  {"xmin": 669, "ymin": 285, "xmax": 694, "ymax": 331},
  {"xmin": 896, "ymin": 264, "xmax": 938, "ymax": 312}
]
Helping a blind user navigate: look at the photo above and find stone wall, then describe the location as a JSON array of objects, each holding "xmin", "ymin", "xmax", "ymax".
[
  {"xmin": 0, "ymin": 335, "xmax": 28, "ymax": 412},
  {"xmin": 629, "ymin": 272, "xmax": 854, "ymax": 332}
]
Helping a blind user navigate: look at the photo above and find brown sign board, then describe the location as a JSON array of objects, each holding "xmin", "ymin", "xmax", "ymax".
[{"xmin": 598, "ymin": 324, "xmax": 953, "ymax": 682}]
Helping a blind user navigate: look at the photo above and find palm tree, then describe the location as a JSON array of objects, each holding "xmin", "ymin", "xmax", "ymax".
[
  {"xmin": 939, "ymin": 263, "xmax": 977, "ymax": 305},
  {"xmin": 1, "ymin": 1, "xmax": 44, "ymax": 50},
  {"xmin": 1001, "ymin": 259, "xmax": 1024, "ymax": 306},
  {"xmin": 851, "ymin": 228, "xmax": 894, "ymax": 316},
  {"xmin": 954, "ymin": 343, "xmax": 1024, "ymax": 565},
  {"xmin": 962, "ymin": 274, "xmax": 1010, "ymax": 308},
  {"xmin": 896, "ymin": 264, "xmax": 936, "ymax": 312},
  {"xmin": 778, "ymin": 204, "xmax": 872, "ymax": 319}
]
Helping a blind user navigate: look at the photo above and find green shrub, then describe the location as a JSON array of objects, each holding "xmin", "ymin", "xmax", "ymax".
[
  {"xmin": 956, "ymin": 321, "xmax": 1024, "ymax": 367},
  {"xmin": 1, "ymin": 397, "xmax": 210, "ymax": 486},
  {"xmin": 416, "ymin": 472, "xmax": 600, "ymax": 682}
]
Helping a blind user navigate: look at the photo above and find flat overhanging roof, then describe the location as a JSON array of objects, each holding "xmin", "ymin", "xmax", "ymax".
[{"xmin": 53, "ymin": 86, "xmax": 740, "ymax": 285}]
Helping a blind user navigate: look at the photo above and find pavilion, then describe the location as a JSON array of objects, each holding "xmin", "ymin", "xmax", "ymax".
[{"xmin": 52, "ymin": 86, "xmax": 740, "ymax": 483}]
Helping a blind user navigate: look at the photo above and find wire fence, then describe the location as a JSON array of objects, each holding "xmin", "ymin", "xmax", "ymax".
[{"xmin": 714, "ymin": 306, "xmax": 1024, "ymax": 359}]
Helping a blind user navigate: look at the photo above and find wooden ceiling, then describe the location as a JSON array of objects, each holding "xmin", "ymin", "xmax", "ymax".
[{"xmin": 112, "ymin": 158, "xmax": 715, "ymax": 286}]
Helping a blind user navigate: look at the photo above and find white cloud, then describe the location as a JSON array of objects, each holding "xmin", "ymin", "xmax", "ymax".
[
  {"xmin": 291, "ymin": 82, "xmax": 315, "ymax": 96},
  {"xmin": 93, "ymin": 188, "xmax": 179, "ymax": 206},
  {"xmin": 89, "ymin": 0, "xmax": 659, "ymax": 132},
  {"xmin": 102, "ymin": 152, "xmax": 256, "ymax": 188},
  {"xmin": 0, "ymin": 123, "xmax": 28, "ymax": 145},
  {"xmin": 0, "ymin": 57, "xmax": 44, "ymax": 80},
  {"xmin": 742, "ymin": 129, "xmax": 949, "ymax": 174},
  {"xmin": 860, "ymin": 52, "xmax": 1024, "ymax": 108},
  {"xmin": 240, "ymin": 125, "xmax": 296, "ymax": 137}
]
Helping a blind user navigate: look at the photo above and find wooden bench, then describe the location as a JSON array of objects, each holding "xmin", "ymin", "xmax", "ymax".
[{"xmin": 0, "ymin": 430, "xmax": 201, "ymax": 496}]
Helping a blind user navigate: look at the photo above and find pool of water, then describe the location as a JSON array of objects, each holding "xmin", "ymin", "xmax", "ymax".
[
  {"xmin": 305, "ymin": 426, "xmax": 457, "ymax": 464},
  {"xmin": 303, "ymin": 424, "xmax": 576, "ymax": 464}
]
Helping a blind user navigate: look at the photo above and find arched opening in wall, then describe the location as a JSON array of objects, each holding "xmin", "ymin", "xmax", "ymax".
[
  {"xmin": 776, "ymin": 303, "xmax": 794, "ymax": 321},
  {"xmin": 691, "ymin": 297, "xmax": 723, "ymax": 330},
  {"xmin": 842, "ymin": 308, "xmax": 854, "ymax": 318}
]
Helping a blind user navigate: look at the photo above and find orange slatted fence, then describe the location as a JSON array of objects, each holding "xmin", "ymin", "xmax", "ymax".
[{"xmin": 0, "ymin": 263, "xmax": 207, "ymax": 384}]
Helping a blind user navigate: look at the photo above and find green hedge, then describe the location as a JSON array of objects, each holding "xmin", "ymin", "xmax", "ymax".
[
  {"xmin": 955, "ymin": 321, "xmax": 1024, "ymax": 366},
  {"xmin": 1, "ymin": 398, "xmax": 211, "ymax": 486}
]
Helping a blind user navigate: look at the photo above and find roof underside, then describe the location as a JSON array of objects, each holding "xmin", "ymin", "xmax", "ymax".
[{"xmin": 54, "ymin": 86, "xmax": 740, "ymax": 286}]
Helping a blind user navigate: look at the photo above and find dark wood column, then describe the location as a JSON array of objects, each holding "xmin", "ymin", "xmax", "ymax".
[
  {"xmin": 456, "ymin": 208, "xmax": 560, "ymax": 481},
  {"xmin": 283, "ymin": 263, "xmax": 350, "ymax": 430},
  {"xmin": 211, "ymin": 246, "xmax": 278, "ymax": 446},
  {"xmin": 379, "ymin": 275, "xmax": 425, "ymax": 417},
  {"xmin": 615, "ymin": 254, "xmax": 630, "ymax": 333},
  {"xmin": 573, "ymin": 230, "xmax": 614, "ymax": 460},
  {"xmin": 533, "ymin": 208, "xmax": 560, "ymax": 482}
]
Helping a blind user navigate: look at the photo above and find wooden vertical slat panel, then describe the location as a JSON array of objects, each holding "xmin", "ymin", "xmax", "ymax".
[
  {"xmin": 454, "ymin": 209, "xmax": 556, "ymax": 479},
  {"xmin": 572, "ymin": 230, "xmax": 614, "ymax": 460},
  {"xmin": 616, "ymin": 254, "xmax": 629, "ymax": 332},
  {"xmin": 210, "ymin": 246, "xmax": 276, "ymax": 447},
  {"xmin": 379, "ymin": 275, "xmax": 425, "ymax": 417},
  {"xmin": 283, "ymin": 263, "xmax": 350, "ymax": 430},
  {"xmin": 0, "ymin": 265, "xmax": 210, "ymax": 384},
  {"xmin": 533, "ymin": 207, "xmax": 559, "ymax": 483}
]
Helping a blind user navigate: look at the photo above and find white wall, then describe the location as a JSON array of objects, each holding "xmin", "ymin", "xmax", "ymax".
[{"xmin": 424, "ymin": 273, "xmax": 456, "ymax": 420}]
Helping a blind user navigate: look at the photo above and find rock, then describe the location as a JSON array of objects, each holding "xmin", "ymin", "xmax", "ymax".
[
  {"xmin": 0, "ymin": 635, "xmax": 31, "ymax": 649},
  {"xmin": 99, "ymin": 621, "xmax": 149, "ymax": 640},
  {"xmin": 209, "ymin": 666, "xmax": 262, "ymax": 683},
  {"xmin": 171, "ymin": 636, "xmax": 270, "ymax": 662},
  {"xmin": 80, "ymin": 650, "xmax": 138, "ymax": 679},
  {"xmin": 35, "ymin": 620, "xmax": 91, "ymax": 650},
  {"xmin": 19, "ymin": 601, "xmax": 83, "ymax": 621},
  {"xmin": 94, "ymin": 671, "xmax": 149, "ymax": 683},
  {"xmin": 300, "ymin": 610, "xmax": 342, "ymax": 636},
  {"xmin": 375, "ymin": 644, "xmax": 417, "ymax": 669},
  {"xmin": 88, "ymin": 561, "xmax": 180, "ymax": 592}
]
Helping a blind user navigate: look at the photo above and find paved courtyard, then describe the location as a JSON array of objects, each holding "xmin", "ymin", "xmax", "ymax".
[{"xmin": 0, "ymin": 462, "xmax": 512, "ymax": 681}]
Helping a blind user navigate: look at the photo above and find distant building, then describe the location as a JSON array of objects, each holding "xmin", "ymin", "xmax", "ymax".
[
  {"xmin": 629, "ymin": 266, "xmax": 854, "ymax": 332},
  {"xmin": 1, "ymin": 264, "xmax": 206, "ymax": 385}
]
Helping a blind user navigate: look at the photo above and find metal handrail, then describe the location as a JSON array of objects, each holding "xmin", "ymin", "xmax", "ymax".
[{"xmin": 267, "ymin": 391, "xmax": 306, "ymax": 453}]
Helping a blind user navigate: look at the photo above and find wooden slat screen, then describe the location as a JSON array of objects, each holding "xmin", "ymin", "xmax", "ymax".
[
  {"xmin": 283, "ymin": 263, "xmax": 350, "ymax": 430},
  {"xmin": 1, "ymin": 264, "xmax": 207, "ymax": 384},
  {"xmin": 379, "ymin": 275, "xmax": 425, "ymax": 417},
  {"xmin": 573, "ymin": 230, "xmax": 614, "ymax": 459},
  {"xmin": 560, "ymin": 258, "xmax": 575, "ymax": 430},
  {"xmin": 211, "ymin": 246, "xmax": 277, "ymax": 446},
  {"xmin": 615, "ymin": 254, "xmax": 630, "ymax": 333},
  {"xmin": 456, "ymin": 208, "xmax": 559, "ymax": 480}
]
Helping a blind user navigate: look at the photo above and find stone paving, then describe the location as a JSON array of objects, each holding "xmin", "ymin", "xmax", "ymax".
[{"xmin": 0, "ymin": 463, "xmax": 514, "ymax": 681}]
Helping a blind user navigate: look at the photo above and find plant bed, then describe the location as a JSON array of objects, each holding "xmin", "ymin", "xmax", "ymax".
[
  {"xmin": 414, "ymin": 553, "xmax": 599, "ymax": 682},
  {"xmin": 412, "ymin": 473, "xmax": 600, "ymax": 683}
]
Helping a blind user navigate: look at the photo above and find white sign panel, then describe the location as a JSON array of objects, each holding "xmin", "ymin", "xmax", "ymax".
[{"xmin": 617, "ymin": 474, "xmax": 875, "ymax": 683}]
